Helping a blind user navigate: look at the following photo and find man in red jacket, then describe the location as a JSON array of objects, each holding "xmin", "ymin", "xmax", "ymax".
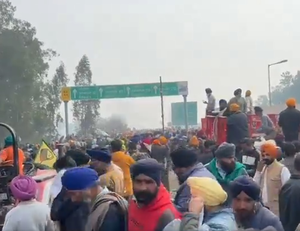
[{"xmin": 128, "ymin": 158, "xmax": 181, "ymax": 231}]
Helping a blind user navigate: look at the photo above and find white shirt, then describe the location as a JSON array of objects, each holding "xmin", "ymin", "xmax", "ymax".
[
  {"xmin": 53, "ymin": 149, "xmax": 59, "ymax": 157},
  {"xmin": 245, "ymin": 96, "xmax": 253, "ymax": 114},
  {"xmin": 206, "ymin": 94, "xmax": 216, "ymax": 111},
  {"xmin": 253, "ymin": 166, "xmax": 290, "ymax": 204},
  {"xmin": 50, "ymin": 169, "xmax": 66, "ymax": 199},
  {"xmin": 3, "ymin": 200, "xmax": 54, "ymax": 231}
]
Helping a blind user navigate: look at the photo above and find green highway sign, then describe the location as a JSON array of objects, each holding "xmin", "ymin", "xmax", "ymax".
[
  {"xmin": 171, "ymin": 101, "xmax": 198, "ymax": 126},
  {"xmin": 68, "ymin": 81, "xmax": 188, "ymax": 101}
]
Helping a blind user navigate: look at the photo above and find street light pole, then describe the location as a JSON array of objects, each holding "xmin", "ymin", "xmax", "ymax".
[
  {"xmin": 267, "ymin": 59, "xmax": 288, "ymax": 106},
  {"xmin": 268, "ymin": 64, "xmax": 271, "ymax": 106}
]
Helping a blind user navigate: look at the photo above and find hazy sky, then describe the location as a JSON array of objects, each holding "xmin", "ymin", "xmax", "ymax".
[{"xmin": 11, "ymin": 0, "xmax": 300, "ymax": 128}]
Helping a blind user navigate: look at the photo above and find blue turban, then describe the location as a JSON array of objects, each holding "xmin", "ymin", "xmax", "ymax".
[
  {"xmin": 62, "ymin": 167, "xmax": 99, "ymax": 191},
  {"xmin": 86, "ymin": 148, "xmax": 111, "ymax": 164},
  {"xmin": 229, "ymin": 175, "xmax": 261, "ymax": 201},
  {"xmin": 130, "ymin": 135, "xmax": 141, "ymax": 144},
  {"xmin": 130, "ymin": 158, "xmax": 163, "ymax": 186}
]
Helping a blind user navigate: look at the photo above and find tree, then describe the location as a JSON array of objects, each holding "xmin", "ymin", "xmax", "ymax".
[
  {"xmin": 0, "ymin": 0, "xmax": 15, "ymax": 31},
  {"xmin": 0, "ymin": 0, "xmax": 57, "ymax": 142},
  {"xmin": 255, "ymin": 95, "xmax": 269, "ymax": 107},
  {"xmin": 45, "ymin": 62, "xmax": 69, "ymax": 138},
  {"xmin": 278, "ymin": 71, "xmax": 294, "ymax": 89},
  {"xmin": 256, "ymin": 71, "xmax": 300, "ymax": 106},
  {"xmin": 73, "ymin": 55, "xmax": 100, "ymax": 136}
]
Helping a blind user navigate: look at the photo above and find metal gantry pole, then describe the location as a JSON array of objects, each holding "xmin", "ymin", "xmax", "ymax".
[
  {"xmin": 64, "ymin": 101, "xmax": 69, "ymax": 136},
  {"xmin": 159, "ymin": 76, "xmax": 165, "ymax": 133}
]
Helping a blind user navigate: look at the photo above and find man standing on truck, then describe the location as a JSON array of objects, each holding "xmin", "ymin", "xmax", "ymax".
[
  {"xmin": 227, "ymin": 104, "xmax": 249, "ymax": 145},
  {"xmin": 228, "ymin": 88, "xmax": 247, "ymax": 113},
  {"xmin": 203, "ymin": 88, "xmax": 216, "ymax": 115},
  {"xmin": 0, "ymin": 136, "xmax": 25, "ymax": 174},
  {"xmin": 278, "ymin": 98, "xmax": 300, "ymax": 142}
]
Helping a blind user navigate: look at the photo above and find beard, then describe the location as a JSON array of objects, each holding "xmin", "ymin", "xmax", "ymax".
[
  {"xmin": 262, "ymin": 159, "xmax": 274, "ymax": 165},
  {"xmin": 134, "ymin": 187, "xmax": 159, "ymax": 205},
  {"xmin": 234, "ymin": 204, "xmax": 257, "ymax": 225},
  {"xmin": 219, "ymin": 161, "xmax": 236, "ymax": 174}
]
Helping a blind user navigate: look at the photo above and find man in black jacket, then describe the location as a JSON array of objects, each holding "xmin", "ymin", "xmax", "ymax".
[
  {"xmin": 60, "ymin": 167, "xmax": 127, "ymax": 231},
  {"xmin": 151, "ymin": 142, "xmax": 170, "ymax": 190},
  {"xmin": 227, "ymin": 103, "xmax": 249, "ymax": 145},
  {"xmin": 51, "ymin": 188, "xmax": 89, "ymax": 231},
  {"xmin": 279, "ymin": 153, "xmax": 300, "ymax": 231},
  {"xmin": 281, "ymin": 142, "xmax": 297, "ymax": 175},
  {"xmin": 236, "ymin": 138, "xmax": 260, "ymax": 177},
  {"xmin": 278, "ymin": 98, "xmax": 300, "ymax": 142}
]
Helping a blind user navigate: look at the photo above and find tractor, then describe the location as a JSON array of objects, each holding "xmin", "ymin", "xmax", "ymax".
[{"xmin": 0, "ymin": 123, "xmax": 56, "ymax": 230}]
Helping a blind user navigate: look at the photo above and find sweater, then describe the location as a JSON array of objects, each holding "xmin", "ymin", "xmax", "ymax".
[
  {"xmin": 3, "ymin": 200, "xmax": 54, "ymax": 231},
  {"xmin": 112, "ymin": 151, "xmax": 135, "ymax": 197}
]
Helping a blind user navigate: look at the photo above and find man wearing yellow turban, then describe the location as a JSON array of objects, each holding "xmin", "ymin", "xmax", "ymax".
[
  {"xmin": 227, "ymin": 103, "xmax": 249, "ymax": 145},
  {"xmin": 253, "ymin": 142, "xmax": 290, "ymax": 216},
  {"xmin": 278, "ymin": 97, "xmax": 300, "ymax": 142},
  {"xmin": 179, "ymin": 177, "xmax": 236, "ymax": 230}
]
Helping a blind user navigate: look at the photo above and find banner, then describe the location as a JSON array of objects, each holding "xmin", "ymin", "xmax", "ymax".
[{"xmin": 34, "ymin": 140, "xmax": 57, "ymax": 168}]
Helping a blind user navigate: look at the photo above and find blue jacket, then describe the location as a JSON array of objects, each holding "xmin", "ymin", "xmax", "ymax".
[
  {"xmin": 173, "ymin": 163, "xmax": 215, "ymax": 213},
  {"xmin": 239, "ymin": 204, "xmax": 284, "ymax": 231},
  {"xmin": 201, "ymin": 208, "xmax": 236, "ymax": 231},
  {"xmin": 163, "ymin": 208, "xmax": 236, "ymax": 231}
]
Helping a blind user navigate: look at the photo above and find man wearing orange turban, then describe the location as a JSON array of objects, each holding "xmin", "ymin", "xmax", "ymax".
[
  {"xmin": 152, "ymin": 139, "xmax": 161, "ymax": 145},
  {"xmin": 229, "ymin": 103, "xmax": 240, "ymax": 112},
  {"xmin": 278, "ymin": 97, "xmax": 300, "ymax": 141},
  {"xmin": 226, "ymin": 103, "xmax": 249, "ymax": 145},
  {"xmin": 253, "ymin": 141, "xmax": 291, "ymax": 216}
]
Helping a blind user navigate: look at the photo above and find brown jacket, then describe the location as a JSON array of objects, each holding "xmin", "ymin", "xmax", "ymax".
[
  {"xmin": 99, "ymin": 164, "xmax": 124, "ymax": 196},
  {"xmin": 259, "ymin": 160, "xmax": 283, "ymax": 216},
  {"xmin": 85, "ymin": 192, "xmax": 128, "ymax": 231}
]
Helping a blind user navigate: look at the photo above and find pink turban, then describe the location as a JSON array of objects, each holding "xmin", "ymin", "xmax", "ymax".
[{"xmin": 10, "ymin": 175, "xmax": 37, "ymax": 201}]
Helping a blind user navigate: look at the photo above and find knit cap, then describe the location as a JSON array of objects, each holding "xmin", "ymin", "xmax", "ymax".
[
  {"xmin": 131, "ymin": 158, "xmax": 163, "ymax": 186},
  {"xmin": 215, "ymin": 142, "xmax": 236, "ymax": 159},
  {"xmin": 170, "ymin": 147, "xmax": 198, "ymax": 168}
]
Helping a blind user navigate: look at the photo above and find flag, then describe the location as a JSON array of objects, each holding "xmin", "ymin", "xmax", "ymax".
[{"xmin": 34, "ymin": 140, "xmax": 57, "ymax": 168}]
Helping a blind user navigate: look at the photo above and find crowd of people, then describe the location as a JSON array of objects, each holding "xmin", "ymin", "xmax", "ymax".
[{"xmin": 2, "ymin": 93, "xmax": 300, "ymax": 230}]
